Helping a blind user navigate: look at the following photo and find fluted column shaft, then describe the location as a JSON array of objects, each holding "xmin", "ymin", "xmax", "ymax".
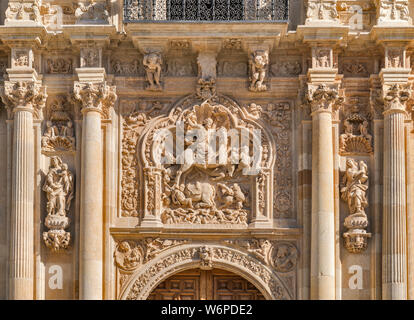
[
  {"xmin": 382, "ymin": 109, "xmax": 407, "ymax": 300},
  {"xmin": 79, "ymin": 109, "xmax": 103, "ymax": 299},
  {"xmin": 9, "ymin": 107, "xmax": 34, "ymax": 299},
  {"xmin": 310, "ymin": 109, "xmax": 335, "ymax": 300}
]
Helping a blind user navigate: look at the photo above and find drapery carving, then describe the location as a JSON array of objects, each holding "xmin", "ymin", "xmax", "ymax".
[
  {"xmin": 341, "ymin": 159, "xmax": 371, "ymax": 253},
  {"xmin": 42, "ymin": 156, "xmax": 74, "ymax": 251}
]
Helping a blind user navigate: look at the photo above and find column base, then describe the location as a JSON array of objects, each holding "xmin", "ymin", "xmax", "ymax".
[{"xmin": 140, "ymin": 215, "xmax": 163, "ymax": 228}]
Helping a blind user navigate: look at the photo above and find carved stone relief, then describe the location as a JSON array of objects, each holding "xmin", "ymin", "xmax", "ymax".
[
  {"xmin": 376, "ymin": 0, "xmax": 410, "ymax": 24},
  {"xmin": 80, "ymin": 48, "xmax": 101, "ymax": 68},
  {"xmin": 12, "ymin": 48, "xmax": 32, "ymax": 68},
  {"xmin": 143, "ymin": 52, "xmax": 163, "ymax": 91},
  {"xmin": 270, "ymin": 59, "xmax": 302, "ymax": 77},
  {"xmin": 121, "ymin": 100, "xmax": 168, "ymax": 217},
  {"xmin": 243, "ymin": 102, "xmax": 293, "ymax": 217},
  {"xmin": 223, "ymin": 39, "xmax": 242, "ymax": 50},
  {"xmin": 340, "ymin": 97, "xmax": 373, "ymax": 155},
  {"xmin": 305, "ymin": 0, "xmax": 339, "ymax": 23},
  {"xmin": 134, "ymin": 94, "xmax": 273, "ymax": 226},
  {"xmin": 197, "ymin": 52, "xmax": 217, "ymax": 99},
  {"xmin": 43, "ymin": 156, "xmax": 74, "ymax": 251},
  {"xmin": 0, "ymin": 58, "xmax": 8, "ymax": 79},
  {"xmin": 5, "ymin": 1, "xmax": 42, "ymax": 24},
  {"xmin": 249, "ymin": 50, "xmax": 269, "ymax": 92},
  {"xmin": 341, "ymin": 159, "xmax": 371, "ymax": 253},
  {"xmin": 118, "ymin": 242, "xmax": 296, "ymax": 300},
  {"xmin": 111, "ymin": 57, "xmax": 142, "ymax": 76},
  {"xmin": 46, "ymin": 57, "xmax": 73, "ymax": 74},
  {"xmin": 339, "ymin": 59, "xmax": 370, "ymax": 77},
  {"xmin": 312, "ymin": 47, "xmax": 333, "ymax": 69},
  {"xmin": 42, "ymin": 96, "xmax": 75, "ymax": 153},
  {"xmin": 75, "ymin": 0, "xmax": 109, "ymax": 24},
  {"xmin": 218, "ymin": 60, "xmax": 248, "ymax": 77},
  {"xmin": 167, "ymin": 58, "xmax": 196, "ymax": 77}
]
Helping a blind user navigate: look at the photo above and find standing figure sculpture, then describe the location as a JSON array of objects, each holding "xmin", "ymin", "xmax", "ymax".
[
  {"xmin": 341, "ymin": 159, "xmax": 371, "ymax": 253},
  {"xmin": 143, "ymin": 52, "xmax": 162, "ymax": 91},
  {"xmin": 42, "ymin": 156, "xmax": 74, "ymax": 251},
  {"xmin": 249, "ymin": 50, "xmax": 269, "ymax": 92}
]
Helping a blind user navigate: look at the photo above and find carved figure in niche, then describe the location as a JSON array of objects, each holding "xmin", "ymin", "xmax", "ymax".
[
  {"xmin": 341, "ymin": 159, "xmax": 371, "ymax": 253},
  {"xmin": 42, "ymin": 96, "xmax": 75, "ymax": 152},
  {"xmin": 42, "ymin": 156, "xmax": 74, "ymax": 251},
  {"xmin": 315, "ymin": 49, "xmax": 331, "ymax": 68},
  {"xmin": 339, "ymin": 98, "xmax": 373, "ymax": 155},
  {"xmin": 143, "ymin": 52, "xmax": 162, "ymax": 91},
  {"xmin": 81, "ymin": 48, "xmax": 99, "ymax": 68},
  {"xmin": 43, "ymin": 157, "xmax": 74, "ymax": 217},
  {"xmin": 249, "ymin": 50, "xmax": 269, "ymax": 92},
  {"xmin": 387, "ymin": 49, "xmax": 403, "ymax": 68}
]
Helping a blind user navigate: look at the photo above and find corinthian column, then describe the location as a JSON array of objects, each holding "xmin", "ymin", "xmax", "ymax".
[
  {"xmin": 381, "ymin": 83, "xmax": 410, "ymax": 300},
  {"xmin": 306, "ymin": 83, "xmax": 342, "ymax": 300},
  {"xmin": 73, "ymin": 82, "xmax": 116, "ymax": 300},
  {"xmin": 1, "ymin": 81, "xmax": 46, "ymax": 299}
]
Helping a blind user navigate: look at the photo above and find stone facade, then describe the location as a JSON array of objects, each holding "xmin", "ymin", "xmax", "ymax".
[{"xmin": 0, "ymin": 0, "xmax": 413, "ymax": 300}]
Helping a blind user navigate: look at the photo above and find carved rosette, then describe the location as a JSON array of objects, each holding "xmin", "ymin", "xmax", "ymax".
[
  {"xmin": 1, "ymin": 81, "xmax": 47, "ymax": 120},
  {"xmin": 72, "ymin": 82, "xmax": 117, "ymax": 119},
  {"xmin": 42, "ymin": 156, "xmax": 74, "ymax": 252},
  {"xmin": 341, "ymin": 159, "xmax": 371, "ymax": 253},
  {"xmin": 305, "ymin": 84, "xmax": 343, "ymax": 115}
]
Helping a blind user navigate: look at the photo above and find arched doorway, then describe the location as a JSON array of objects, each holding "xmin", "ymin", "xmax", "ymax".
[{"xmin": 147, "ymin": 268, "xmax": 265, "ymax": 300}]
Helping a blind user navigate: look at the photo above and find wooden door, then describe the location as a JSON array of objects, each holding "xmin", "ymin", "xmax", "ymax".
[{"xmin": 147, "ymin": 268, "xmax": 265, "ymax": 300}]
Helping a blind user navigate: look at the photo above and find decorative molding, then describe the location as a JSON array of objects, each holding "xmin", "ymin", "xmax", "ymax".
[{"xmin": 1, "ymin": 81, "xmax": 47, "ymax": 120}]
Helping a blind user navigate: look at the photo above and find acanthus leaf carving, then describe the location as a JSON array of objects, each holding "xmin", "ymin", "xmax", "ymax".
[
  {"xmin": 305, "ymin": 83, "xmax": 344, "ymax": 114},
  {"xmin": 1, "ymin": 81, "xmax": 47, "ymax": 120},
  {"xmin": 72, "ymin": 82, "xmax": 117, "ymax": 119},
  {"xmin": 383, "ymin": 83, "xmax": 411, "ymax": 114}
]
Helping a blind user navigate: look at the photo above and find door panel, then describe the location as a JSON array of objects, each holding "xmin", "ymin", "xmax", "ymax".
[{"xmin": 147, "ymin": 268, "xmax": 265, "ymax": 300}]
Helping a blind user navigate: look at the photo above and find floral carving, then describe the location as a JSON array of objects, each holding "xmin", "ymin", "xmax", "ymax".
[
  {"xmin": 305, "ymin": 84, "xmax": 343, "ymax": 114},
  {"xmin": 339, "ymin": 60, "xmax": 368, "ymax": 76},
  {"xmin": 341, "ymin": 159, "xmax": 371, "ymax": 253},
  {"xmin": 383, "ymin": 84, "xmax": 411, "ymax": 113},
  {"xmin": 42, "ymin": 156, "xmax": 74, "ymax": 251},
  {"xmin": 1, "ymin": 81, "xmax": 47, "ymax": 120},
  {"xmin": 249, "ymin": 50, "xmax": 269, "ymax": 92},
  {"xmin": 143, "ymin": 52, "xmax": 163, "ymax": 91},
  {"xmin": 72, "ymin": 82, "xmax": 116, "ymax": 119}
]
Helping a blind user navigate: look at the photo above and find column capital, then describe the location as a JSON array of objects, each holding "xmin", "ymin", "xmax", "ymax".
[
  {"xmin": 0, "ymin": 80, "xmax": 46, "ymax": 120},
  {"xmin": 72, "ymin": 81, "xmax": 117, "ymax": 119},
  {"xmin": 305, "ymin": 83, "xmax": 344, "ymax": 115},
  {"xmin": 382, "ymin": 83, "xmax": 412, "ymax": 115}
]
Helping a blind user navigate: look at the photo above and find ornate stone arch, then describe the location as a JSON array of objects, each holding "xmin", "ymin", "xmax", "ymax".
[
  {"xmin": 135, "ymin": 94, "xmax": 276, "ymax": 227},
  {"xmin": 119, "ymin": 243, "xmax": 292, "ymax": 300}
]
